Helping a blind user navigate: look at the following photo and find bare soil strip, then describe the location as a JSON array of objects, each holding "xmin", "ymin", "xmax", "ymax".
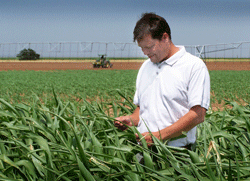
[
  {"xmin": 0, "ymin": 62, "xmax": 143, "ymax": 70},
  {"xmin": 205, "ymin": 62, "xmax": 250, "ymax": 70},
  {"xmin": 0, "ymin": 61, "xmax": 249, "ymax": 71}
]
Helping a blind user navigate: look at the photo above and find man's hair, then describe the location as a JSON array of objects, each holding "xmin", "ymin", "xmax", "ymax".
[{"xmin": 133, "ymin": 12, "xmax": 171, "ymax": 42}]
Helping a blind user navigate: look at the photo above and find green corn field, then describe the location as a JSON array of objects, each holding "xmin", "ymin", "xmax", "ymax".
[{"xmin": 0, "ymin": 70, "xmax": 250, "ymax": 180}]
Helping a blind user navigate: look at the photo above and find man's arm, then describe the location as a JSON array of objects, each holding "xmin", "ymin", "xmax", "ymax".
[
  {"xmin": 138, "ymin": 105, "xmax": 206, "ymax": 144},
  {"xmin": 114, "ymin": 106, "xmax": 140, "ymax": 130}
]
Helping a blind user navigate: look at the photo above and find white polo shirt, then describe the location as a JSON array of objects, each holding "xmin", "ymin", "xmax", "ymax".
[{"xmin": 133, "ymin": 46, "xmax": 210, "ymax": 147}]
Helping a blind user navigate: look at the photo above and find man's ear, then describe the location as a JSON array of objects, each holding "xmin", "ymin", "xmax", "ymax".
[{"xmin": 162, "ymin": 32, "xmax": 169, "ymax": 42}]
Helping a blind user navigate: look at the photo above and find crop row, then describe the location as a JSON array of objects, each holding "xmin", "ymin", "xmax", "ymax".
[
  {"xmin": 0, "ymin": 70, "xmax": 137, "ymax": 103},
  {"xmin": 0, "ymin": 70, "xmax": 249, "ymax": 106},
  {"xmin": 209, "ymin": 71, "xmax": 250, "ymax": 105}
]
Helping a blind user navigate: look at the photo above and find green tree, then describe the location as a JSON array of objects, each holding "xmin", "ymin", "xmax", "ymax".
[{"xmin": 17, "ymin": 48, "xmax": 40, "ymax": 60}]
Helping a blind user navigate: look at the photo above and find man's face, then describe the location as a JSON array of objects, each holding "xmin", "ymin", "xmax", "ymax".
[{"xmin": 138, "ymin": 33, "xmax": 170, "ymax": 63}]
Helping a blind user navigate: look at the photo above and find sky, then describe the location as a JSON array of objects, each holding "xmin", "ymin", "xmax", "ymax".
[{"xmin": 1, "ymin": 0, "xmax": 250, "ymax": 46}]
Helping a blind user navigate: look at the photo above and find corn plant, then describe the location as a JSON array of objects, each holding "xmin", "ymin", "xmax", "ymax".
[{"xmin": 0, "ymin": 92, "xmax": 250, "ymax": 180}]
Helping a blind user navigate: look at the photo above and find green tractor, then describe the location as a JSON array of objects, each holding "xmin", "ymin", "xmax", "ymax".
[{"xmin": 93, "ymin": 54, "xmax": 113, "ymax": 68}]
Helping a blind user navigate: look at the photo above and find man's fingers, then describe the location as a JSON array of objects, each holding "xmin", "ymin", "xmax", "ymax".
[
  {"xmin": 135, "ymin": 133, "xmax": 153, "ymax": 147},
  {"xmin": 135, "ymin": 133, "xmax": 139, "ymax": 140},
  {"xmin": 139, "ymin": 133, "xmax": 151, "ymax": 142},
  {"xmin": 114, "ymin": 120, "xmax": 129, "ymax": 131},
  {"xmin": 114, "ymin": 120, "xmax": 121, "ymax": 124},
  {"xmin": 115, "ymin": 117, "xmax": 122, "ymax": 121},
  {"xmin": 114, "ymin": 121, "xmax": 121, "ymax": 127}
]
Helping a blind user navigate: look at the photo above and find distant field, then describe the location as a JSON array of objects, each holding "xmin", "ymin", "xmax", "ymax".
[
  {"xmin": 0, "ymin": 70, "xmax": 249, "ymax": 109},
  {"xmin": 0, "ymin": 70, "xmax": 138, "ymax": 103}
]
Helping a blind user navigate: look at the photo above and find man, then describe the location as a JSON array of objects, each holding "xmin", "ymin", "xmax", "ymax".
[{"xmin": 115, "ymin": 13, "xmax": 210, "ymax": 148}]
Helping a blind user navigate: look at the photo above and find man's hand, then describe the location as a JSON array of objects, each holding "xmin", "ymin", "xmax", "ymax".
[
  {"xmin": 136, "ymin": 105, "xmax": 206, "ymax": 147},
  {"xmin": 135, "ymin": 131, "xmax": 160, "ymax": 147},
  {"xmin": 114, "ymin": 107, "xmax": 140, "ymax": 131},
  {"xmin": 114, "ymin": 116, "xmax": 133, "ymax": 131}
]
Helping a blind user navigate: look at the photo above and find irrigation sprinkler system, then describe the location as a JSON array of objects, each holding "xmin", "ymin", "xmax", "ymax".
[{"xmin": 0, "ymin": 41, "xmax": 249, "ymax": 60}]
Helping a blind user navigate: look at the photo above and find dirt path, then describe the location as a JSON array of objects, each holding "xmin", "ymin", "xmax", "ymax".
[
  {"xmin": 205, "ymin": 62, "xmax": 250, "ymax": 71},
  {"xmin": 0, "ymin": 61, "xmax": 249, "ymax": 71}
]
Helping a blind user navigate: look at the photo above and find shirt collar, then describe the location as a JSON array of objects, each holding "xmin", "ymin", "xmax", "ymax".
[{"xmin": 159, "ymin": 46, "xmax": 186, "ymax": 67}]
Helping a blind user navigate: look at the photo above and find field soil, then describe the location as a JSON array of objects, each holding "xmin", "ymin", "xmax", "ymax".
[{"xmin": 0, "ymin": 61, "xmax": 249, "ymax": 71}]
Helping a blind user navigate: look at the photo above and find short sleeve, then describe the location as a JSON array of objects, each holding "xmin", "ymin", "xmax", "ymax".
[
  {"xmin": 188, "ymin": 66, "xmax": 210, "ymax": 110},
  {"xmin": 133, "ymin": 90, "xmax": 139, "ymax": 106}
]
